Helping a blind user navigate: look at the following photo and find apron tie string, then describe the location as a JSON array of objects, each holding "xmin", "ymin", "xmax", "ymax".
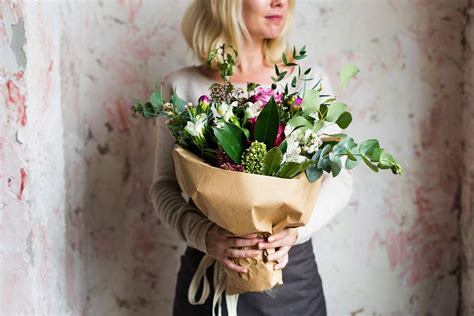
[{"xmin": 188, "ymin": 254, "xmax": 239, "ymax": 316}]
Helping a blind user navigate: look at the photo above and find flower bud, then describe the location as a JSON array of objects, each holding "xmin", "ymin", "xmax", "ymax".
[{"xmin": 198, "ymin": 95, "xmax": 210, "ymax": 111}]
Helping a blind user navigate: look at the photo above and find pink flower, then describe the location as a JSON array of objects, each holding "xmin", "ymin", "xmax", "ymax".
[
  {"xmin": 249, "ymin": 87, "xmax": 283, "ymax": 107},
  {"xmin": 247, "ymin": 117, "xmax": 257, "ymax": 144},
  {"xmin": 274, "ymin": 122, "xmax": 286, "ymax": 147},
  {"xmin": 294, "ymin": 97, "xmax": 302, "ymax": 107}
]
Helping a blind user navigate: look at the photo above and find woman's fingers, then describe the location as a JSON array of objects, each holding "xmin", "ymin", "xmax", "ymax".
[
  {"xmin": 267, "ymin": 245, "xmax": 290, "ymax": 261},
  {"xmin": 221, "ymin": 258, "xmax": 247, "ymax": 273},
  {"xmin": 239, "ymin": 233, "xmax": 259, "ymax": 239},
  {"xmin": 258, "ymin": 235, "xmax": 291, "ymax": 249},
  {"xmin": 258, "ymin": 228, "xmax": 298, "ymax": 249},
  {"xmin": 227, "ymin": 237, "xmax": 262, "ymax": 248},
  {"xmin": 225, "ymin": 247, "xmax": 261, "ymax": 258},
  {"xmin": 274, "ymin": 254, "xmax": 289, "ymax": 270},
  {"xmin": 267, "ymin": 229, "xmax": 290, "ymax": 243}
]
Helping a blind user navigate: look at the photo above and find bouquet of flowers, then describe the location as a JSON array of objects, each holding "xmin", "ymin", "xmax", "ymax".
[{"xmin": 132, "ymin": 44, "xmax": 403, "ymax": 297}]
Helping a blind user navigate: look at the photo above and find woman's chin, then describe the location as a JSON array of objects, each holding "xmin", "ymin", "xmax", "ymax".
[{"xmin": 262, "ymin": 30, "xmax": 282, "ymax": 40}]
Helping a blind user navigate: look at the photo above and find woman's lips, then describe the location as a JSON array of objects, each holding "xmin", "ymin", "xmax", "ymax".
[{"xmin": 265, "ymin": 15, "xmax": 282, "ymax": 22}]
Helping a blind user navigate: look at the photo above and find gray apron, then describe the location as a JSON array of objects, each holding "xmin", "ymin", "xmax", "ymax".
[{"xmin": 172, "ymin": 239, "xmax": 327, "ymax": 316}]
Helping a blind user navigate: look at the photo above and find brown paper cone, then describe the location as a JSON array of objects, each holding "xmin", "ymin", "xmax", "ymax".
[{"xmin": 172, "ymin": 144, "xmax": 323, "ymax": 294}]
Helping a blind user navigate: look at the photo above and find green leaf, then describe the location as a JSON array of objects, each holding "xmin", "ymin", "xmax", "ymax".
[
  {"xmin": 326, "ymin": 102, "xmax": 348, "ymax": 122},
  {"xmin": 282, "ymin": 52, "xmax": 288, "ymax": 65},
  {"xmin": 301, "ymin": 89, "xmax": 320, "ymax": 114},
  {"xmin": 142, "ymin": 102, "xmax": 156, "ymax": 118},
  {"xmin": 240, "ymin": 127, "xmax": 250, "ymax": 140},
  {"xmin": 379, "ymin": 151, "xmax": 397, "ymax": 165},
  {"xmin": 254, "ymin": 96, "xmax": 280, "ymax": 148},
  {"xmin": 262, "ymin": 147, "xmax": 283, "ymax": 176},
  {"xmin": 150, "ymin": 91, "xmax": 163, "ymax": 109},
  {"xmin": 340, "ymin": 63, "xmax": 360, "ymax": 88},
  {"xmin": 317, "ymin": 144, "xmax": 332, "ymax": 169},
  {"xmin": 345, "ymin": 156, "xmax": 360, "ymax": 169},
  {"xmin": 336, "ymin": 111, "xmax": 352, "ymax": 129},
  {"xmin": 276, "ymin": 160, "xmax": 314, "ymax": 178},
  {"xmin": 330, "ymin": 156, "xmax": 342, "ymax": 176},
  {"xmin": 278, "ymin": 71, "xmax": 287, "ymax": 81},
  {"xmin": 224, "ymin": 122, "xmax": 245, "ymax": 140},
  {"xmin": 362, "ymin": 155, "xmax": 379, "ymax": 172},
  {"xmin": 274, "ymin": 64, "xmax": 280, "ymax": 76},
  {"xmin": 212, "ymin": 124, "xmax": 244, "ymax": 164},
  {"xmin": 306, "ymin": 166, "xmax": 323, "ymax": 182},
  {"xmin": 346, "ymin": 148, "xmax": 357, "ymax": 161},
  {"xmin": 370, "ymin": 147, "xmax": 384, "ymax": 162},
  {"xmin": 312, "ymin": 120, "xmax": 325, "ymax": 133},
  {"xmin": 291, "ymin": 76, "xmax": 297, "ymax": 88},
  {"xmin": 359, "ymin": 139, "xmax": 379, "ymax": 156},
  {"xmin": 288, "ymin": 116, "xmax": 312, "ymax": 129},
  {"xmin": 171, "ymin": 87, "xmax": 187, "ymax": 114}
]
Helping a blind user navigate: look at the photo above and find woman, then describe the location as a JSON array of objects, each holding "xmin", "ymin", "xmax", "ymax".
[{"xmin": 150, "ymin": 0, "xmax": 353, "ymax": 315}]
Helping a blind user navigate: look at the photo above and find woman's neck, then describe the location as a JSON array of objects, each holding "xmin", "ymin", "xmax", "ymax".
[{"xmin": 234, "ymin": 39, "xmax": 266, "ymax": 75}]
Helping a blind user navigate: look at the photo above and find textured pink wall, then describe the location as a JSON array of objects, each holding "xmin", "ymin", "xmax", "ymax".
[
  {"xmin": 1, "ymin": 1, "xmax": 68, "ymax": 314},
  {"xmin": 462, "ymin": 1, "xmax": 474, "ymax": 314},
  {"xmin": 1, "ymin": 0, "xmax": 473, "ymax": 315}
]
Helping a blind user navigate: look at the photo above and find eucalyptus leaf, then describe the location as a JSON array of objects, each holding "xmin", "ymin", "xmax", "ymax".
[
  {"xmin": 150, "ymin": 91, "xmax": 163, "ymax": 109},
  {"xmin": 336, "ymin": 111, "xmax": 352, "ymax": 129},
  {"xmin": 330, "ymin": 156, "xmax": 342, "ymax": 176},
  {"xmin": 346, "ymin": 148, "xmax": 357, "ymax": 161},
  {"xmin": 362, "ymin": 155, "xmax": 379, "ymax": 172},
  {"xmin": 306, "ymin": 165, "xmax": 323, "ymax": 182},
  {"xmin": 370, "ymin": 147, "xmax": 384, "ymax": 162},
  {"xmin": 143, "ymin": 102, "xmax": 156, "ymax": 118},
  {"xmin": 288, "ymin": 116, "xmax": 312, "ymax": 129},
  {"xmin": 318, "ymin": 156, "xmax": 331, "ymax": 170},
  {"xmin": 171, "ymin": 87, "xmax": 187, "ymax": 114},
  {"xmin": 359, "ymin": 139, "xmax": 380, "ymax": 156},
  {"xmin": 326, "ymin": 102, "xmax": 348, "ymax": 122},
  {"xmin": 301, "ymin": 89, "xmax": 320, "ymax": 114},
  {"xmin": 312, "ymin": 120, "xmax": 325, "ymax": 133},
  {"xmin": 345, "ymin": 156, "xmax": 360, "ymax": 169},
  {"xmin": 340, "ymin": 63, "xmax": 360, "ymax": 88}
]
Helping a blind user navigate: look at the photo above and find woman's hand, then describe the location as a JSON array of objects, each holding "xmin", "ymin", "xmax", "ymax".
[
  {"xmin": 205, "ymin": 223, "xmax": 264, "ymax": 273},
  {"xmin": 257, "ymin": 227, "xmax": 299, "ymax": 270}
]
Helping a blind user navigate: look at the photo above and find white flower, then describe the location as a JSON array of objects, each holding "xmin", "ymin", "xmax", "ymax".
[
  {"xmin": 244, "ymin": 101, "xmax": 263, "ymax": 119},
  {"xmin": 282, "ymin": 132, "xmax": 307, "ymax": 163},
  {"xmin": 210, "ymin": 49, "xmax": 224, "ymax": 67},
  {"xmin": 224, "ymin": 46, "xmax": 237, "ymax": 60},
  {"xmin": 211, "ymin": 101, "xmax": 237, "ymax": 122},
  {"xmin": 185, "ymin": 113, "xmax": 207, "ymax": 139},
  {"xmin": 302, "ymin": 129, "xmax": 322, "ymax": 154}
]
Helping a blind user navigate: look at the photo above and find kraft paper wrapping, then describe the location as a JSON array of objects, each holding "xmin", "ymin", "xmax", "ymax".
[{"xmin": 172, "ymin": 144, "xmax": 323, "ymax": 294}]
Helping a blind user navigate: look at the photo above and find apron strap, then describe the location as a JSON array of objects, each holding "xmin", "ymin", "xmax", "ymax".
[{"xmin": 188, "ymin": 254, "xmax": 239, "ymax": 316}]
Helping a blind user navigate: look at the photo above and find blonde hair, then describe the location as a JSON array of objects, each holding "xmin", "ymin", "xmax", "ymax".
[{"xmin": 181, "ymin": 0, "xmax": 296, "ymax": 68}]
